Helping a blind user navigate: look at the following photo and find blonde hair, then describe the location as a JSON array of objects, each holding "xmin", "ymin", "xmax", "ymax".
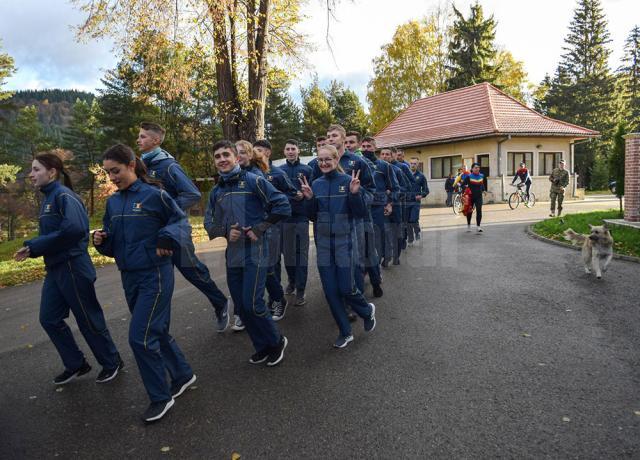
[
  {"xmin": 327, "ymin": 124, "xmax": 346, "ymax": 139},
  {"xmin": 236, "ymin": 140, "xmax": 268, "ymax": 173},
  {"xmin": 318, "ymin": 145, "xmax": 344, "ymax": 173}
]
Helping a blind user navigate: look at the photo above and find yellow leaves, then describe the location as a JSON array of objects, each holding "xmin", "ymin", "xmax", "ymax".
[
  {"xmin": 521, "ymin": 332, "xmax": 531, "ymax": 338},
  {"xmin": 231, "ymin": 452, "xmax": 241, "ymax": 460},
  {"xmin": 160, "ymin": 446, "xmax": 171, "ymax": 453},
  {"xmin": 634, "ymin": 411, "xmax": 640, "ymax": 416},
  {"xmin": 562, "ymin": 416, "xmax": 571, "ymax": 422}
]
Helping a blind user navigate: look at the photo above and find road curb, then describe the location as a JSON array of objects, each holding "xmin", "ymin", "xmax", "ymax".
[{"xmin": 525, "ymin": 224, "xmax": 640, "ymax": 264}]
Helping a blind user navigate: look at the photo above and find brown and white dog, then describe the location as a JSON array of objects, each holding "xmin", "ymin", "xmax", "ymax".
[{"xmin": 563, "ymin": 225, "xmax": 614, "ymax": 279}]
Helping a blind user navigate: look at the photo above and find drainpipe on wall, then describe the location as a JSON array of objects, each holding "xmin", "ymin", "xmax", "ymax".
[{"xmin": 497, "ymin": 135, "xmax": 511, "ymax": 201}]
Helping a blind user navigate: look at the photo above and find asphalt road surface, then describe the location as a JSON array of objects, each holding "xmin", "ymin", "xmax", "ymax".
[{"xmin": 1, "ymin": 198, "xmax": 639, "ymax": 458}]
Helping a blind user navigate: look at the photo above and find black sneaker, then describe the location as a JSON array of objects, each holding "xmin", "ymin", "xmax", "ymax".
[
  {"xmin": 272, "ymin": 298, "xmax": 288, "ymax": 321},
  {"xmin": 372, "ymin": 284, "xmax": 383, "ymax": 298},
  {"xmin": 249, "ymin": 349, "xmax": 270, "ymax": 364},
  {"xmin": 215, "ymin": 300, "xmax": 230, "ymax": 333},
  {"xmin": 142, "ymin": 399, "xmax": 175, "ymax": 423},
  {"xmin": 171, "ymin": 374, "xmax": 197, "ymax": 399},
  {"xmin": 393, "ymin": 258, "xmax": 400, "ymax": 266},
  {"xmin": 285, "ymin": 283, "xmax": 295, "ymax": 295},
  {"xmin": 53, "ymin": 360, "xmax": 92, "ymax": 385},
  {"xmin": 364, "ymin": 303, "xmax": 376, "ymax": 332},
  {"xmin": 95, "ymin": 355, "xmax": 124, "ymax": 384},
  {"xmin": 381, "ymin": 258, "xmax": 389, "ymax": 268},
  {"xmin": 295, "ymin": 291, "xmax": 306, "ymax": 306},
  {"xmin": 266, "ymin": 336, "xmax": 288, "ymax": 367}
]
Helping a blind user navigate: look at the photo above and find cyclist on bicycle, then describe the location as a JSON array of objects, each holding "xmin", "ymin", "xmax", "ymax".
[
  {"xmin": 511, "ymin": 162, "xmax": 532, "ymax": 199},
  {"xmin": 452, "ymin": 164, "xmax": 470, "ymax": 190}
]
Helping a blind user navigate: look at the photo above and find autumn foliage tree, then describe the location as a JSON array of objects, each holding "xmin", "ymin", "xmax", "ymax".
[{"xmin": 73, "ymin": 0, "xmax": 306, "ymax": 142}]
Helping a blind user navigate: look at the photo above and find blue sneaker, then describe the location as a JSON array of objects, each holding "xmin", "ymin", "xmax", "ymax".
[
  {"xmin": 364, "ymin": 303, "xmax": 376, "ymax": 332},
  {"xmin": 333, "ymin": 335, "xmax": 354, "ymax": 349},
  {"xmin": 215, "ymin": 299, "xmax": 230, "ymax": 333}
]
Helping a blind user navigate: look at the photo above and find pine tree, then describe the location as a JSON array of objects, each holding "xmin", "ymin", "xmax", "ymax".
[
  {"xmin": 265, "ymin": 73, "xmax": 304, "ymax": 158},
  {"xmin": 63, "ymin": 99, "xmax": 104, "ymax": 215},
  {"xmin": 609, "ymin": 122, "xmax": 626, "ymax": 213},
  {"xmin": 618, "ymin": 25, "xmax": 640, "ymax": 131},
  {"xmin": 301, "ymin": 79, "xmax": 334, "ymax": 148},
  {"xmin": 539, "ymin": 0, "xmax": 615, "ymax": 189},
  {"xmin": 446, "ymin": 2, "xmax": 498, "ymax": 90},
  {"xmin": 325, "ymin": 81, "xmax": 370, "ymax": 136}
]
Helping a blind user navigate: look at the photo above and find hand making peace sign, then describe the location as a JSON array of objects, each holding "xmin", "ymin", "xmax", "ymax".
[
  {"xmin": 299, "ymin": 175, "xmax": 314, "ymax": 199},
  {"xmin": 349, "ymin": 169, "xmax": 361, "ymax": 194}
]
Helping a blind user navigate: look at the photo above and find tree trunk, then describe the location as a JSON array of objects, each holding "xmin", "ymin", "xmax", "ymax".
[
  {"xmin": 245, "ymin": 0, "xmax": 270, "ymax": 141},
  {"xmin": 209, "ymin": 0, "xmax": 243, "ymax": 141},
  {"xmin": 8, "ymin": 214, "xmax": 15, "ymax": 241}
]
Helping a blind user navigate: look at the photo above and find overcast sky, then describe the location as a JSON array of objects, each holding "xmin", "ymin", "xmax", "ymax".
[{"xmin": 1, "ymin": 0, "xmax": 638, "ymax": 106}]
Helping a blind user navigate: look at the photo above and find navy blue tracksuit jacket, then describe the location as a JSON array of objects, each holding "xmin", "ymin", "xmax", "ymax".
[
  {"xmin": 96, "ymin": 179, "xmax": 193, "ymax": 403},
  {"xmin": 304, "ymin": 170, "xmax": 373, "ymax": 338},
  {"xmin": 204, "ymin": 169, "xmax": 290, "ymax": 353},
  {"xmin": 25, "ymin": 181, "xmax": 119, "ymax": 373}
]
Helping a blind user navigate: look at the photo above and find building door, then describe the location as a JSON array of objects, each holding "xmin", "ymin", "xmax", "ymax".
[{"xmin": 477, "ymin": 154, "xmax": 490, "ymax": 177}]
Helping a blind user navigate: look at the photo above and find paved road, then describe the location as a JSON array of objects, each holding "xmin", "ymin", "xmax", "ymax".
[{"xmin": 1, "ymin": 199, "xmax": 639, "ymax": 458}]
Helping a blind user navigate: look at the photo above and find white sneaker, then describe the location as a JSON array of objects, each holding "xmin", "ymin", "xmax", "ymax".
[
  {"xmin": 477, "ymin": 227, "xmax": 483, "ymax": 233},
  {"xmin": 231, "ymin": 315, "xmax": 245, "ymax": 332}
]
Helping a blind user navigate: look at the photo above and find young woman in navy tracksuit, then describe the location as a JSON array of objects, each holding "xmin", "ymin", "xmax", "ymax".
[
  {"xmin": 204, "ymin": 140, "xmax": 290, "ymax": 367},
  {"xmin": 299, "ymin": 145, "xmax": 377, "ymax": 349},
  {"xmin": 14, "ymin": 152, "xmax": 122, "ymax": 385},
  {"xmin": 94, "ymin": 144, "xmax": 195, "ymax": 423}
]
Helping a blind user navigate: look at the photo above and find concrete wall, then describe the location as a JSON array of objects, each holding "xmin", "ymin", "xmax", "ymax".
[{"xmin": 402, "ymin": 136, "xmax": 578, "ymax": 206}]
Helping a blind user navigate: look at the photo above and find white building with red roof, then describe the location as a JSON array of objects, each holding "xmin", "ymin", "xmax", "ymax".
[{"xmin": 374, "ymin": 82, "xmax": 599, "ymax": 205}]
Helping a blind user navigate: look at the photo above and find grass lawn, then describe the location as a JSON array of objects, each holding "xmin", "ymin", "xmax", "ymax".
[
  {"xmin": 585, "ymin": 189, "xmax": 613, "ymax": 195},
  {"xmin": 0, "ymin": 216, "xmax": 208, "ymax": 289},
  {"xmin": 531, "ymin": 209, "xmax": 640, "ymax": 259}
]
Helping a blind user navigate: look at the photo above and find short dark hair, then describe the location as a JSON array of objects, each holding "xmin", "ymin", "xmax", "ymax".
[
  {"xmin": 471, "ymin": 162, "xmax": 480, "ymax": 169},
  {"xmin": 253, "ymin": 139, "xmax": 272, "ymax": 150},
  {"xmin": 390, "ymin": 146, "xmax": 397, "ymax": 153},
  {"xmin": 362, "ymin": 136, "xmax": 376, "ymax": 144},
  {"xmin": 315, "ymin": 135, "xmax": 327, "ymax": 142},
  {"xmin": 285, "ymin": 139, "xmax": 299, "ymax": 147},
  {"xmin": 212, "ymin": 140, "xmax": 237, "ymax": 155},
  {"xmin": 346, "ymin": 131, "xmax": 361, "ymax": 142},
  {"xmin": 140, "ymin": 121, "xmax": 166, "ymax": 140}
]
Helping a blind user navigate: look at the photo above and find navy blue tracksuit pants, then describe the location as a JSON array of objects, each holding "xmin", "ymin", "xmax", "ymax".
[
  {"xmin": 226, "ymin": 239, "xmax": 281, "ymax": 353},
  {"xmin": 173, "ymin": 239, "xmax": 227, "ymax": 313},
  {"xmin": 282, "ymin": 219, "xmax": 309, "ymax": 292},
  {"xmin": 265, "ymin": 224, "xmax": 284, "ymax": 303},
  {"xmin": 123, "ymin": 264, "xmax": 192, "ymax": 403},
  {"xmin": 316, "ymin": 236, "xmax": 373, "ymax": 338},
  {"xmin": 40, "ymin": 256, "xmax": 120, "ymax": 372},
  {"xmin": 407, "ymin": 202, "xmax": 421, "ymax": 242}
]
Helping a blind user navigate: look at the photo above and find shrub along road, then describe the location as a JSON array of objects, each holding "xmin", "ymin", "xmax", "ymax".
[{"xmin": 0, "ymin": 198, "xmax": 638, "ymax": 457}]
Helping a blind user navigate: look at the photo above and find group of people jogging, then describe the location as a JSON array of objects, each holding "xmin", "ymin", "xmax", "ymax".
[{"xmin": 14, "ymin": 122, "xmax": 430, "ymax": 423}]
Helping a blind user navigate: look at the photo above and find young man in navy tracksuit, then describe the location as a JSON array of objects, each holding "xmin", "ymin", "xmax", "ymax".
[
  {"xmin": 253, "ymin": 139, "xmax": 299, "ymax": 321},
  {"xmin": 278, "ymin": 139, "xmax": 312, "ymax": 306},
  {"xmin": 205, "ymin": 140, "xmax": 290, "ymax": 367},
  {"xmin": 345, "ymin": 131, "xmax": 384, "ymax": 298},
  {"xmin": 390, "ymin": 148, "xmax": 415, "ymax": 254},
  {"xmin": 326, "ymin": 126, "xmax": 375, "ymax": 305},
  {"xmin": 15, "ymin": 153, "xmax": 122, "ymax": 385},
  {"xmin": 407, "ymin": 157, "xmax": 429, "ymax": 244},
  {"xmin": 137, "ymin": 122, "xmax": 230, "ymax": 332},
  {"xmin": 95, "ymin": 144, "xmax": 196, "ymax": 423},
  {"xmin": 299, "ymin": 144, "xmax": 376, "ymax": 348},
  {"xmin": 380, "ymin": 148, "xmax": 410, "ymax": 265},
  {"xmin": 361, "ymin": 137, "xmax": 400, "ymax": 273}
]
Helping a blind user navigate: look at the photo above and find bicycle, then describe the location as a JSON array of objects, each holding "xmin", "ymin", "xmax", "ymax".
[
  {"xmin": 508, "ymin": 183, "xmax": 536, "ymax": 209},
  {"xmin": 452, "ymin": 187, "xmax": 464, "ymax": 215}
]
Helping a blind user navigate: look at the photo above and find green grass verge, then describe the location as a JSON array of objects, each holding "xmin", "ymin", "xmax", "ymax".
[
  {"xmin": 531, "ymin": 209, "xmax": 640, "ymax": 258},
  {"xmin": 0, "ymin": 216, "xmax": 208, "ymax": 289}
]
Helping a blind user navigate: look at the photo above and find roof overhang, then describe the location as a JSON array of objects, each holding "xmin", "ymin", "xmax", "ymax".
[{"xmin": 376, "ymin": 131, "xmax": 600, "ymax": 149}]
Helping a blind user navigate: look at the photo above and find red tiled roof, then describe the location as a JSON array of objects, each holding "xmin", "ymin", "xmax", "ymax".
[{"xmin": 374, "ymin": 83, "xmax": 599, "ymax": 148}]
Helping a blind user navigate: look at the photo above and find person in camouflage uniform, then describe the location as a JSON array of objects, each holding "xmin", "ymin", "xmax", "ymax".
[{"xmin": 548, "ymin": 159, "xmax": 569, "ymax": 217}]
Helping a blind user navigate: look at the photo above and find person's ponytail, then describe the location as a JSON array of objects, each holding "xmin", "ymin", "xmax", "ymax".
[{"xmin": 34, "ymin": 151, "xmax": 74, "ymax": 190}]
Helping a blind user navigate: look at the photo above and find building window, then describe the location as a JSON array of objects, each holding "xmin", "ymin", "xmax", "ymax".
[
  {"xmin": 477, "ymin": 154, "xmax": 490, "ymax": 177},
  {"xmin": 431, "ymin": 155, "xmax": 462, "ymax": 179},
  {"xmin": 541, "ymin": 152, "xmax": 562, "ymax": 175},
  {"xmin": 507, "ymin": 152, "xmax": 533, "ymax": 176}
]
